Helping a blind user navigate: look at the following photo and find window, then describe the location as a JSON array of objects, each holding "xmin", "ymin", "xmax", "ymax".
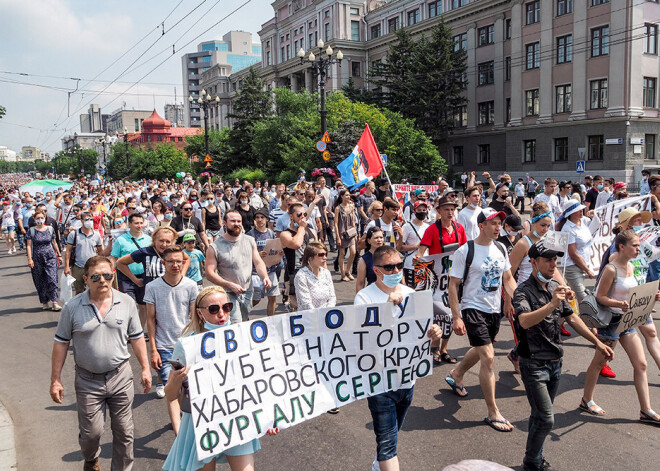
[
  {"xmin": 309, "ymin": 33, "xmax": 313, "ymax": 48},
  {"xmin": 590, "ymin": 79, "xmax": 608, "ymax": 109},
  {"xmin": 294, "ymin": 40, "xmax": 298, "ymax": 52},
  {"xmin": 557, "ymin": 35, "xmax": 572, "ymax": 63},
  {"xmin": 286, "ymin": 44, "xmax": 290, "ymax": 60},
  {"xmin": 323, "ymin": 11, "xmax": 329, "ymax": 19},
  {"xmin": 591, "ymin": 26, "xmax": 609, "ymax": 57},
  {"xmin": 371, "ymin": 24, "xmax": 381, "ymax": 39},
  {"xmin": 453, "ymin": 146, "xmax": 464, "ymax": 166},
  {"xmin": 451, "ymin": 0, "xmax": 467, "ymax": 9},
  {"xmin": 526, "ymin": 89, "xmax": 540, "ymax": 116},
  {"xmin": 478, "ymin": 61, "xmax": 495, "ymax": 85},
  {"xmin": 350, "ymin": 7, "xmax": 359, "ymax": 15},
  {"xmin": 352, "ymin": 61, "xmax": 361, "ymax": 77},
  {"xmin": 505, "ymin": 57, "xmax": 511, "ymax": 81},
  {"xmin": 479, "ymin": 144, "xmax": 491, "ymax": 164},
  {"xmin": 591, "ymin": 0, "xmax": 609, "ymax": 5},
  {"xmin": 351, "ymin": 21, "xmax": 360, "ymax": 41},
  {"xmin": 388, "ymin": 17, "xmax": 399, "ymax": 33},
  {"xmin": 453, "ymin": 105, "xmax": 468, "ymax": 127},
  {"xmin": 588, "ymin": 135, "xmax": 604, "ymax": 160},
  {"xmin": 506, "ymin": 98, "xmax": 511, "ymax": 123},
  {"xmin": 645, "ymin": 134, "xmax": 656, "ymax": 159},
  {"xmin": 555, "ymin": 137, "xmax": 569, "ymax": 161},
  {"xmin": 557, "ymin": 0, "xmax": 573, "ymax": 15},
  {"xmin": 505, "ymin": 19, "xmax": 512, "ymax": 39},
  {"xmin": 407, "ymin": 9, "xmax": 419, "ymax": 26},
  {"xmin": 556, "ymin": 84, "xmax": 572, "ymax": 113},
  {"xmin": 524, "ymin": 140, "xmax": 536, "ymax": 162},
  {"xmin": 478, "ymin": 25, "xmax": 495, "ymax": 46},
  {"xmin": 645, "ymin": 24, "xmax": 658, "ymax": 54},
  {"xmin": 526, "ymin": 42, "xmax": 540, "ymax": 69},
  {"xmin": 429, "ymin": 1, "xmax": 443, "ymax": 18},
  {"xmin": 478, "ymin": 101, "xmax": 495, "ymax": 125},
  {"xmin": 286, "ymin": 34, "xmax": 289, "ymax": 40},
  {"xmin": 325, "ymin": 23, "xmax": 331, "ymax": 41},
  {"xmin": 266, "ymin": 51, "xmax": 271, "ymax": 66},
  {"xmin": 526, "ymin": 1, "xmax": 540, "ymax": 25},
  {"xmin": 453, "ymin": 33, "xmax": 467, "ymax": 51},
  {"xmin": 644, "ymin": 77, "xmax": 657, "ymax": 108},
  {"xmin": 281, "ymin": 47, "xmax": 285, "ymax": 62},
  {"xmin": 134, "ymin": 118, "xmax": 139, "ymax": 131}
]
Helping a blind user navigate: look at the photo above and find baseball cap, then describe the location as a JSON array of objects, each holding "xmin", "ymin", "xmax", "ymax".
[
  {"xmin": 613, "ymin": 181, "xmax": 626, "ymax": 191},
  {"xmin": 443, "ymin": 187, "xmax": 457, "ymax": 196},
  {"xmin": 504, "ymin": 214, "xmax": 523, "ymax": 231},
  {"xmin": 182, "ymin": 233, "xmax": 196, "ymax": 243},
  {"xmin": 528, "ymin": 240, "xmax": 564, "ymax": 259},
  {"xmin": 255, "ymin": 207, "xmax": 269, "ymax": 218},
  {"xmin": 477, "ymin": 207, "xmax": 506, "ymax": 224},
  {"xmin": 413, "ymin": 200, "xmax": 429, "ymax": 210}
]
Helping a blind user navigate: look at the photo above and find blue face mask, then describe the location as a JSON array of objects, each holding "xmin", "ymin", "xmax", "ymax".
[
  {"xmin": 382, "ymin": 271, "xmax": 403, "ymax": 288},
  {"xmin": 203, "ymin": 316, "xmax": 230, "ymax": 331},
  {"xmin": 536, "ymin": 270, "xmax": 553, "ymax": 284},
  {"xmin": 165, "ymin": 213, "xmax": 173, "ymax": 220},
  {"xmin": 597, "ymin": 184, "xmax": 604, "ymax": 190},
  {"xmin": 633, "ymin": 225, "xmax": 643, "ymax": 233},
  {"xmin": 533, "ymin": 230, "xmax": 543, "ymax": 238}
]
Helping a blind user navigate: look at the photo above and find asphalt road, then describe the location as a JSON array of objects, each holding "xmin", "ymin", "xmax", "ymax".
[{"xmin": 0, "ymin": 249, "xmax": 658, "ymax": 470}]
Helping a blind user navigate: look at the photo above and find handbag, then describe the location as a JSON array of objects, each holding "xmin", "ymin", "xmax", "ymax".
[
  {"xmin": 578, "ymin": 289, "xmax": 613, "ymax": 329},
  {"xmin": 344, "ymin": 225, "xmax": 357, "ymax": 239}
]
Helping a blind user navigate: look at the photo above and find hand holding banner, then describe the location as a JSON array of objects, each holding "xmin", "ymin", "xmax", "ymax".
[{"xmin": 616, "ymin": 280, "xmax": 659, "ymax": 333}]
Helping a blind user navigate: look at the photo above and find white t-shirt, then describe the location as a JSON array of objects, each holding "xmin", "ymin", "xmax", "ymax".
[
  {"xmin": 561, "ymin": 219, "xmax": 592, "ymax": 267},
  {"xmin": 595, "ymin": 190, "xmax": 612, "ymax": 209},
  {"xmin": 2, "ymin": 210, "xmax": 15, "ymax": 227},
  {"xmin": 365, "ymin": 218, "xmax": 399, "ymax": 247},
  {"xmin": 457, "ymin": 206, "xmax": 482, "ymax": 241},
  {"xmin": 401, "ymin": 221, "xmax": 429, "ymax": 269},
  {"xmin": 355, "ymin": 283, "xmax": 415, "ymax": 309},
  {"xmin": 450, "ymin": 241, "xmax": 511, "ymax": 313}
]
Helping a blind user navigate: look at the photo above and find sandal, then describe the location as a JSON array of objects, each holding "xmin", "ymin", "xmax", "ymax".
[
  {"xmin": 640, "ymin": 409, "xmax": 660, "ymax": 426},
  {"xmin": 507, "ymin": 351, "xmax": 520, "ymax": 374},
  {"xmin": 347, "ymin": 273, "xmax": 354, "ymax": 281},
  {"xmin": 440, "ymin": 352, "xmax": 457, "ymax": 364},
  {"xmin": 341, "ymin": 275, "xmax": 351, "ymax": 282},
  {"xmin": 432, "ymin": 347, "xmax": 442, "ymax": 365},
  {"xmin": 445, "ymin": 373, "xmax": 468, "ymax": 397},
  {"xmin": 484, "ymin": 417, "xmax": 514, "ymax": 432},
  {"xmin": 579, "ymin": 398, "xmax": 605, "ymax": 415}
]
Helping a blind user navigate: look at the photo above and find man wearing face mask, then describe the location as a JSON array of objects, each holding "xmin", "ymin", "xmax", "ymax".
[
  {"xmin": 458, "ymin": 186, "xmax": 483, "ymax": 241},
  {"xmin": 584, "ymin": 175, "xmax": 602, "ymax": 212},
  {"xmin": 399, "ymin": 200, "xmax": 430, "ymax": 285},
  {"xmin": 490, "ymin": 183, "xmax": 521, "ymax": 219},
  {"xmin": 17, "ymin": 196, "xmax": 35, "ymax": 251},
  {"xmin": 513, "ymin": 241, "xmax": 614, "ymax": 471},
  {"xmin": 64, "ymin": 211, "xmax": 103, "ymax": 295},
  {"xmin": 640, "ymin": 169, "xmax": 651, "ymax": 196}
]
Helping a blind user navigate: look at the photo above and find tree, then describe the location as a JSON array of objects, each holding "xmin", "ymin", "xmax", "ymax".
[
  {"xmin": 0, "ymin": 105, "xmax": 5, "ymax": 120},
  {"xmin": 106, "ymin": 143, "xmax": 139, "ymax": 180},
  {"xmin": 370, "ymin": 22, "xmax": 467, "ymax": 146},
  {"xmin": 130, "ymin": 144, "xmax": 191, "ymax": 181},
  {"xmin": 184, "ymin": 129, "xmax": 232, "ymax": 175},
  {"xmin": 52, "ymin": 148, "xmax": 98, "ymax": 178},
  {"xmin": 226, "ymin": 67, "xmax": 272, "ymax": 168}
]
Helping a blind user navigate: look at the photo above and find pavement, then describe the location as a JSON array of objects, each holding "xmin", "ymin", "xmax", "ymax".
[{"xmin": 0, "ymin": 246, "xmax": 659, "ymax": 470}]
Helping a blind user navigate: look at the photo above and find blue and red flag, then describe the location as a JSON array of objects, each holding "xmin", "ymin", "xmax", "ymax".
[{"xmin": 337, "ymin": 123, "xmax": 384, "ymax": 189}]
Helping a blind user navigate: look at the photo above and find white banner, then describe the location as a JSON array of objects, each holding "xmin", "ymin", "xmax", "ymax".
[
  {"xmin": 409, "ymin": 252, "xmax": 456, "ymax": 337},
  {"xmin": 587, "ymin": 196, "xmax": 652, "ymax": 271},
  {"xmin": 392, "ymin": 184, "xmax": 439, "ymax": 194},
  {"xmin": 182, "ymin": 291, "xmax": 434, "ymax": 459},
  {"xmin": 616, "ymin": 280, "xmax": 659, "ymax": 333}
]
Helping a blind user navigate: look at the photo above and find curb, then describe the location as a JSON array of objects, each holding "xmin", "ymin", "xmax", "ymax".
[{"xmin": 0, "ymin": 400, "xmax": 17, "ymax": 469}]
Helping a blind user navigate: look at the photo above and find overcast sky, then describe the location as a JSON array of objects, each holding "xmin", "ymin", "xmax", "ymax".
[{"xmin": 0, "ymin": 0, "xmax": 272, "ymax": 156}]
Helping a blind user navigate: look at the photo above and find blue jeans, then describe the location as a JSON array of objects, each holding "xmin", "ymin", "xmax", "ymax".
[
  {"xmin": 520, "ymin": 357, "xmax": 562, "ymax": 471},
  {"xmin": 227, "ymin": 289, "xmax": 254, "ymax": 324},
  {"xmin": 367, "ymin": 387, "xmax": 414, "ymax": 462},
  {"xmin": 648, "ymin": 259, "xmax": 660, "ymax": 283},
  {"xmin": 17, "ymin": 231, "xmax": 25, "ymax": 249},
  {"xmin": 156, "ymin": 348, "xmax": 173, "ymax": 385}
]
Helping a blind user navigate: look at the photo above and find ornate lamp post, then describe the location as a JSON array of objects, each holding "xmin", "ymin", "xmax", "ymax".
[
  {"xmin": 123, "ymin": 127, "xmax": 129, "ymax": 169},
  {"xmin": 298, "ymin": 40, "xmax": 343, "ymax": 136},
  {"xmin": 189, "ymin": 89, "xmax": 220, "ymax": 158}
]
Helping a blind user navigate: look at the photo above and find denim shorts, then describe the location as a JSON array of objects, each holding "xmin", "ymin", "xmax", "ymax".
[
  {"xmin": 598, "ymin": 318, "xmax": 635, "ymax": 341},
  {"xmin": 156, "ymin": 348, "xmax": 174, "ymax": 385},
  {"xmin": 367, "ymin": 387, "xmax": 414, "ymax": 462}
]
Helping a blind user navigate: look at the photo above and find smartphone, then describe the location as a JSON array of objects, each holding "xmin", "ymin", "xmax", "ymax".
[{"xmin": 167, "ymin": 360, "xmax": 185, "ymax": 370}]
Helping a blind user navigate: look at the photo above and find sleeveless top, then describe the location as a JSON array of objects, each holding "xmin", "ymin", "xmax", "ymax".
[
  {"xmin": 204, "ymin": 206, "xmax": 221, "ymax": 231},
  {"xmin": 362, "ymin": 251, "xmax": 377, "ymax": 285},
  {"xmin": 517, "ymin": 235, "xmax": 534, "ymax": 283},
  {"xmin": 605, "ymin": 263, "xmax": 638, "ymax": 315}
]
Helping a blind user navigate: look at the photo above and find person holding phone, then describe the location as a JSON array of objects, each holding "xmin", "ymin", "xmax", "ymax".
[
  {"xmin": 488, "ymin": 183, "xmax": 520, "ymax": 219},
  {"xmin": 163, "ymin": 286, "xmax": 279, "ymax": 471}
]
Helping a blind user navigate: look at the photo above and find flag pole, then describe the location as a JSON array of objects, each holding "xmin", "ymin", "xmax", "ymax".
[{"xmin": 379, "ymin": 154, "xmax": 394, "ymax": 189}]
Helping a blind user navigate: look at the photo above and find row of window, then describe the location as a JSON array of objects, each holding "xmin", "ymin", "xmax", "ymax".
[
  {"xmin": 452, "ymin": 133, "xmax": 657, "ymax": 167},
  {"xmin": 524, "ymin": 0, "xmax": 610, "ymax": 26}
]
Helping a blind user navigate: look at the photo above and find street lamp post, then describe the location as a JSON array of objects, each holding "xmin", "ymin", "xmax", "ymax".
[
  {"xmin": 123, "ymin": 127, "xmax": 129, "ymax": 169},
  {"xmin": 298, "ymin": 40, "xmax": 343, "ymax": 137},
  {"xmin": 189, "ymin": 89, "xmax": 220, "ymax": 158}
]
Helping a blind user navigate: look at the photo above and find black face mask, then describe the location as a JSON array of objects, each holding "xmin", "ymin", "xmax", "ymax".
[{"xmin": 414, "ymin": 212, "xmax": 427, "ymax": 221}]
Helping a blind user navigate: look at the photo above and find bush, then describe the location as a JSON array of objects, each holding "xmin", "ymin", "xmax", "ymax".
[{"xmin": 227, "ymin": 168, "xmax": 267, "ymax": 183}]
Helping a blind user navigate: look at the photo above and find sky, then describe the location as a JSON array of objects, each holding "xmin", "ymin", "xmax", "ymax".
[{"xmin": 0, "ymin": 0, "xmax": 272, "ymax": 156}]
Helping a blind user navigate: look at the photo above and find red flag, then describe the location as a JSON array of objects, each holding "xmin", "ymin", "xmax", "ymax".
[{"xmin": 356, "ymin": 123, "xmax": 383, "ymax": 179}]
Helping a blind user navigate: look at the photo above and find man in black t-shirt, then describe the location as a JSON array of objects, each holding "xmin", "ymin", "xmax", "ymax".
[
  {"xmin": 584, "ymin": 175, "xmax": 602, "ymax": 212},
  {"xmin": 171, "ymin": 203, "xmax": 209, "ymax": 252}
]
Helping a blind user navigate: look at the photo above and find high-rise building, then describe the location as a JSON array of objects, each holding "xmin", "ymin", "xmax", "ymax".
[
  {"xmin": 106, "ymin": 108, "xmax": 154, "ymax": 135},
  {"xmin": 21, "ymin": 146, "xmax": 42, "ymax": 161},
  {"xmin": 164, "ymin": 103, "xmax": 185, "ymax": 127},
  {"xmin": 80, "ymin": 104, "xmax": 110, "ymax": 133},
  {"xmin": 181, "ymin": 31, "xmax": 262, "ymax": 127}
]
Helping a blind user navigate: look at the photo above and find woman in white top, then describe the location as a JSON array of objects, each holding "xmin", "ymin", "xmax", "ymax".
[
  {"xmin": 294, "ymin": 241, "xmax": 336, "ymax": 311},
  {"xmin": 1, "ymin": 202, "xmax": 16, "ymax": 254},
  {"xmin": 580, "ymin": 230, "xmax": 660, "ymax": 425},
  {"xmin": 558, "ymin": 199, "xmax": 594, "ymax": 302}
]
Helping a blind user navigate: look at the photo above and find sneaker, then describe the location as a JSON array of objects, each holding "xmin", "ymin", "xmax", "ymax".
[
  {"xmin": 541, "ymin": 458, "xmax": 557, "ymax": 470},
  {"xmin": 600, "ymin": 364, "xmax": 616, "ymax": 378},
  {"xmin": 51, "ymin": 302, "xmax": 62, "ymax": 311},
  {"xmin": 371, "ymin": 458, "xmax": 381, "ymax": 471},
  {"xmin": 155, "ymin": 383, "xmax": 165, "ymax": 398},
  {"xmin": 327, "ymin": 407, "xmax": 340, "ymax": 414},
  {"xmin": 83, "ymin": 459, "xmax": 101, "ymax": 471},
  {"xmin": 42, "ymin": 303, "xmax": 50, "ymax": 310},
  {"xmin": 560, "ymin": 324, "xmax": 572, "ymax": 336}
]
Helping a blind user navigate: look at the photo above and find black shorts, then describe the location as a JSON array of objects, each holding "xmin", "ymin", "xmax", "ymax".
[
  {"xmin": 118, "ymin": 274, "xmax": 145, "ymax": 305},
  {"xmin": 288, "ymin": 268, "xmax": 298, "ymax": 295},
  {"xmin": 462, "ymin": 308, "xmax": 501, "ymax": 347},
  {"xmin": 527, "ymin": 191, "xmax": 535, "ymax": 198}
]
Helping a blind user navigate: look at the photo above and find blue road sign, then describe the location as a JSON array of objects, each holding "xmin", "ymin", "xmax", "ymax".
[
  {"xmin": 380, "ymin": 154, "xmax": 387, "ymax": 166},
  {"xmin": 576, "ymin": 160, "xmax": 585, "ymax": 173},
  {"xmin": 316, "ymin": 141, "xmax": 326, "ymax": 152}
]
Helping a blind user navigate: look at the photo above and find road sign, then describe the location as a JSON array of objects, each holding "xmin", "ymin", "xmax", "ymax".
[
  {"xmin": 316, "ymin": 141, "xmax": 327, "ymax": 152},
  {"xmin": 322, "ymin": 132, "xmax": 331, "ymax": 143},
  {"xmin": 577, "ymin": 147, "xmax": 586, "ymax": 160},
  {"xmin": 576, "ymin": 160, "xmax": 585, "ymax": 173},
  {"xmin": 204, "ymin": 154, "xmax": 213, "ymax": 162},
  {"xmin": 205, "ymin": 162, "xmax": 213, "ymax": 169},
  {"xmin": 322, "ymin": 151, "xmax": 331, "ymax": 161},
  {"xmin": 380, "ymin": 154, "xmax": 387, "ymax": 166}
]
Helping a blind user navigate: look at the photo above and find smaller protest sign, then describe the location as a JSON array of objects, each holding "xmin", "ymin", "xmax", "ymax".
[
  {"xmin": 411, "ymin": 251, "xmax": 455, "ymax": 337},
  {"xmin": 616, "ymin": 280, "xmax": 659, "ymax": 333},
  {"xmin": 544, "ymin": 231, "xmax": 570, "ymax": 253},
  {"xmin": 262, "ymin": 238, "xmax": 283, "ymax": 267}
]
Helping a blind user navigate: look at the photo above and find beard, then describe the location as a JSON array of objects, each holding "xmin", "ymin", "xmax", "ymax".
[{"xmin": 227, "ymin": 225, "xmax": 242, "ymax": 237}]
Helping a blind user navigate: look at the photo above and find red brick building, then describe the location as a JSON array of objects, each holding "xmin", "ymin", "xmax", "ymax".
[{"xmin": 127, "ymin": 109, "xmax": 202, "ymax": 153}]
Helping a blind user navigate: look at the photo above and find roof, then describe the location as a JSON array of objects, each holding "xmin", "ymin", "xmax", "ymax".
[{"xmin": 142, "ymin": 109, "xmax": 171, "ymax": 130}]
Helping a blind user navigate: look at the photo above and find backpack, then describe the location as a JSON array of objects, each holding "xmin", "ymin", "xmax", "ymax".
[
  {"xmin": 458, "ymin": 240, "xmax": 507, "ymax": 301},
  {"xmin": 29, "ymin": 225, "xmax": 55, "ymax": 240}
]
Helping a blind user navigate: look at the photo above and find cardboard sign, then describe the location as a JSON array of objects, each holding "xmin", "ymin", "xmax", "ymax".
[
  {"xmin": 544, "ymin": 230, "xmax": 570, "ymax": 253},
  {"xmin": 616, "ymin": 280, "xmax": 659, "ymax": 333},
  {"xmin": 262, "ymin": 238, "xmax": 283, "ymax": 267},
  {"xmin": 183, "ymin": 291, "xmax": 434, "ymax": 459},
  {"xmin": 409, "ymin": 252, "xmax": 456, "ymax": 337}
]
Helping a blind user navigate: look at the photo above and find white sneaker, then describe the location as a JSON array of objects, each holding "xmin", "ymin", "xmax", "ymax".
[
  {"xmin": 371, "ymin": 458, "xmax": 380, "ymax": 471},
  {"xmin": 42, "ymin": 303, "xmax": 50, "ymax": 310},
  {"xmin": 51, "ymin": 302, "xmax": 62, "ymax": 311},
  {"xmin": 155, "ymin": 383, "xmax": 165, "ymax": 398}
]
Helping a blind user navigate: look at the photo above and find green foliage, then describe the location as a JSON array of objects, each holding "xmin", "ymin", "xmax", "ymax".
[
  {"xmin": 184, "ymin": 129, "xmax": 232, "ymax": 174},
  {"xmin": 0, "ymin": 105, "xmax": 5, "ymax": 119},
  {"xmin": 51, "ymin": 147, "xmax": 98, "ymax": 178},
  {"xmin": 106, "ymin": 143, "xmax": 191, "ymax": 181},
  {"xmin": 0, "ymin": 160, "xmax": 51, "ymax": 174},
  {"xmin": 227, "ymin": 168, "xmax": 267, "ymax": 183}
]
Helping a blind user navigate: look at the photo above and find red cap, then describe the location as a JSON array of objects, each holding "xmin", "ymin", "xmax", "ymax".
[
  {"xmin": 614, "ymin": 181, "xmax": 626, "ymax": 191},
  {"xmin": 414, "ymin": 200, "xmax": 429, "ymax": 210}
]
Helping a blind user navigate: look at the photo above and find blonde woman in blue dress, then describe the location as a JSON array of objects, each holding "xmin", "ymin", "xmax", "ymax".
[{"xmin": 163, "ymin": 286, "xmax": 279, "ymax": 471}]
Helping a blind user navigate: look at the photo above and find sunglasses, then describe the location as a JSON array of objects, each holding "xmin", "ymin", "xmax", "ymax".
[
  {"xmin": 200, "ymin": 303, "xmax": 233, "ymax": 315},
  {"xmin": 89, "ymin": 273, "xmax": 114, "ymax": 282},
  {"xmin": 315, "ymin": 252, "xmax": 328, "ymax": 258},
  {"xmin": 182, "ymin": 207, "xmax": 193, "ymax": 211},
  {"xmin": 114, "ymin": 220, "xmax": 123, "ymax": 225},
  {"xmin": 373, "ymin": 208, "xmax": 383, "ymax": 212},
  {"xmin": 376, "ymin": 262, "xmax": 404, "ymax": 272},
  {"xmin": 296, "ymin": 212, "xmax": 308, "ymax": 218},
  {"xmin": 73, "ymin": 209, "xmax": 81, "ymax": 212}
]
